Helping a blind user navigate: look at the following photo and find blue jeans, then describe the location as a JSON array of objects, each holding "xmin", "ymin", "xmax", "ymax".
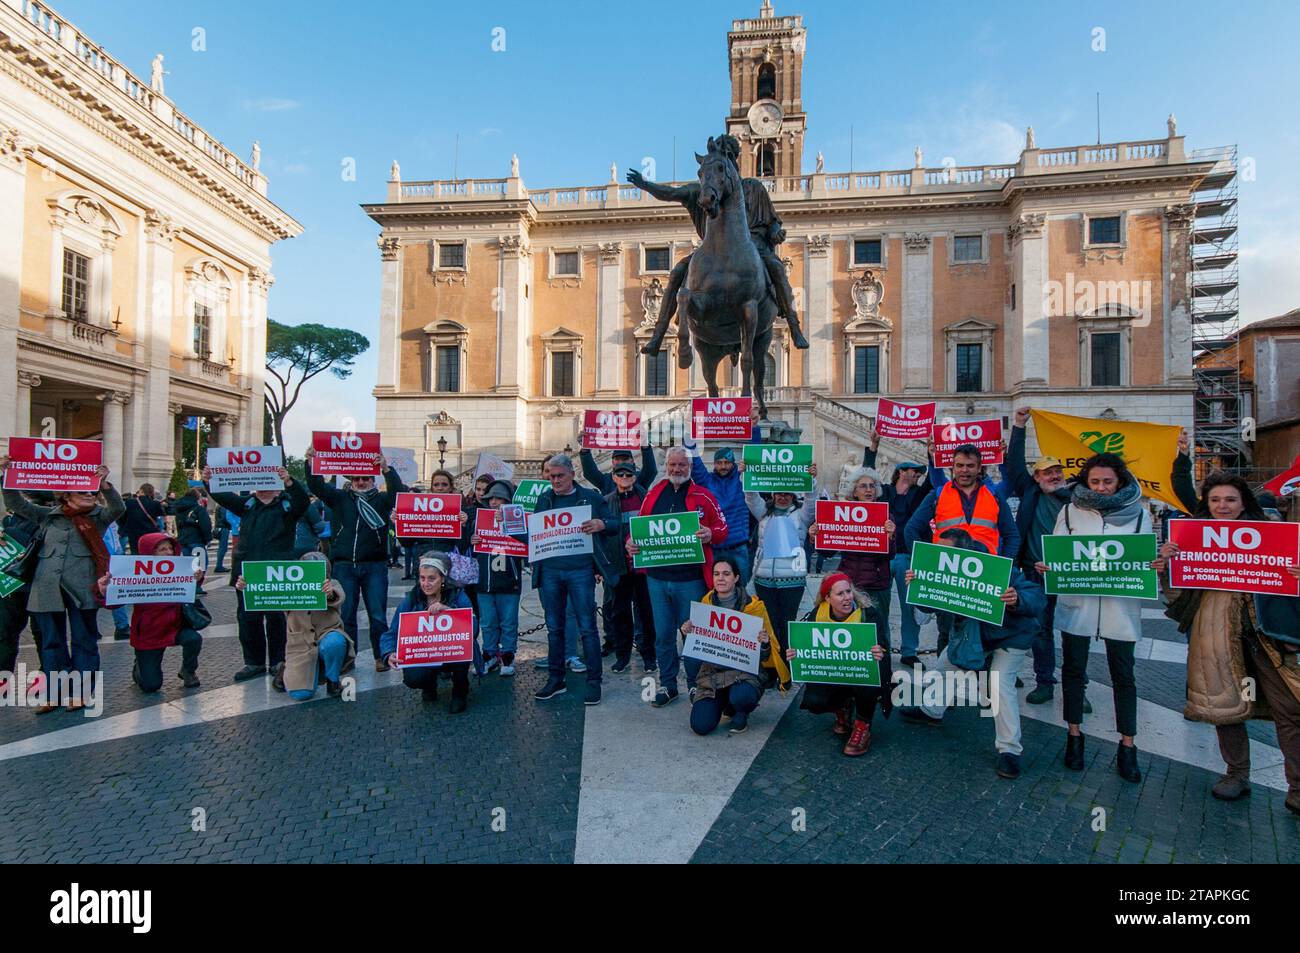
[
  {"xmin": 31, "ymin": 591, "xmax": 100, "ymax": 702},
  {"xmin": 1030, "ymin": 586, "xmax": 1059, "ymax": 687},
  {"xmin": 479, "ymin": 591, "xmax": 521, "ymax": 657},
  {"xmin": 288, "ymin": 630, "xmax": 348, "ymax": 701},
  {"xmin": 215, "ymin": 527, "xmax": 230, "ymax": 570},
  {"xmin": 539, "ymin": 568, "xmax": 600, "ymax": 683},
  {"xmin": 110, "ymin": 604, "xmax": 130, "ymax": 632},
  {"xmin": 690, "ymin": 681, "xmax": 761, "ymax": 735},
  {"xmin": 892, "ymin": 553, "xmax": 920, "ymax": 658},
  {"xmin": 711, "ymin": 542, "xmax": 751, "ymax": 591},
  {"xmin": 645, "ymin": 575, "xmax": 707, "ymax": 693},
  {"xmin": 333, "ymin": 560, "xmax": 389, "ymax": 658}
]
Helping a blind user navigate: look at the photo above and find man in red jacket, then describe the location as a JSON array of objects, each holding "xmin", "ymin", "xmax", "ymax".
[{"xmin": 626, "ymin": 446, "xmax": 728, "ymax": 708}]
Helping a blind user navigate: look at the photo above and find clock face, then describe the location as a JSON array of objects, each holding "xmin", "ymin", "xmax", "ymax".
[{"xmin": 747, "ymin": 100, "xmax": 784, "ymax": 138}]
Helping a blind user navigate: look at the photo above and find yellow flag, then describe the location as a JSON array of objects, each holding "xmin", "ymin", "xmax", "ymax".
[{"xmin": 1029, "ymin": 409, "xmax": 1188, "ymax": 512}]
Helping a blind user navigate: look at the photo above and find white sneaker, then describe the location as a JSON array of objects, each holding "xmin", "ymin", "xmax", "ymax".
[
  {"xmin": 500, "ymin": 662, "xmax": 516, "ymax": 677},
  {"xmin": 567, "ymin": 656, "xmax": 588, "ymax": 673}
]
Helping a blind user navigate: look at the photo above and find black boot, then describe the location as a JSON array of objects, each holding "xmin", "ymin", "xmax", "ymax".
[
  {"xmin": 1064, "ymin": 733, "xmax": 1085, "ymax": 771},
  {"xmin": 1117, "ymin": 743, "xmax": 1142, "ymax": 783}
]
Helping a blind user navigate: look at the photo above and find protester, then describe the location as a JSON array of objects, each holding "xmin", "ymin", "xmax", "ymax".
[
  {"xmin": 862, "ymin": 432, "xmax": 929, "ymax": 666},
  {"xmin": 97, "ymin": 532, "xmax": 204, "ymax": 693},
  {"xmin": 168, "ymin": 487, "xmax": 212, "ymax": 570},
  {"xmin": 744, "ymin": 462, "xmax": 818, "ymax": 671},
  {"xmin": 469, "ymin": 479, "xmax": 524, "ymax": 676},
  {"xmin": 203, "ymin": 463, "xmax": 309, "ymax": 683},
  {"xmin": 305, "ymin": 449, "xmax": 402, "ymax": 671},
  {"xmin": 213, "ymin": 505, "xmax": 233, "ymax": 573},
  {"xmin": 530, "ymin": 454, "xmax": 586, "ymax": 673},
  {"xmin": 1158, "ymin": 474, "xmax": 1300, "ymax": 812},
  {"xmin": 898, "ymin": 529, "xmax": 1046, "ymax": 778},
  {"xmin": 380, "ymin": 552, "xmax": 477, "ymax": 714},
  {"xmin": 602, "ymin": 459, "xmax": 656, "ymax": 673},
  {"xmin": 688, "ymin": 556, "xmax": 787, "ymax": 735},
  {"xmin": 519, "ymin": 453, "xmax": 621, "ymax": 705},
  {"xmin": 98, "ymin": 521, "xmax": 132, "ymax": 640},
  {"xmin": 580, "ymin": 444, "xmax": 658, "ymax": 496},
  {"xmin": 1035, "ymin": 452, "xmax": 1157, "ymax": 783},
  {"xmin": 0, "ymin": 457, "xmax": 121, "ymax": 712},
  {"xmin": 788, "ymin": 572, "xmax": 891, "ymax": 757},
  {"xmin": 683, "ymin": 410, "xmax": 756, "ymax": 588},
  {"xmin": 627, "ymin": 446, "xmax": 728, "ymax": 707},
  {"xmin": 259, "ymin": 550, "xmax": 353, "ymax": 700},
  {"xmin": 812, "ymin": 466, "xmax": 897, "ymax": 645},
  {"xmin": 120, "ymin": 483, "xmax": 165, "ymax": 554},
  {"xmin": 292, "ymin": 495, "xmax": 327, "ymax": 558},
  {"xmin": 0, "ymin": 506, "xmax": 41, "ymax": 689}
]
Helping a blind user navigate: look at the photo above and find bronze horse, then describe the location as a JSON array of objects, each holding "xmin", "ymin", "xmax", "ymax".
[{"xmin": 678, "ymin": 137, "xmax": 779, "ymax": 419}]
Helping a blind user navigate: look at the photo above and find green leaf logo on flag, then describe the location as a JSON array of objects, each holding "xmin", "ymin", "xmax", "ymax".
[{"xmin": 1079, "ymin": 430, "xmax": 1125, "ymax": 456}]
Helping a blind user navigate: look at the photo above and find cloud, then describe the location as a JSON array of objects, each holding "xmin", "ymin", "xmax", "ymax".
[
  {"xmin": 281, "ymin": 163, "xmax": 310, "ymax": 174},
  {"xmin": 478, "ymin": 127, "xmax": 502, "ymax": 137},
  {"xmin": 242, "ymin": 98, "xmax": 301, "ymax": 112}
]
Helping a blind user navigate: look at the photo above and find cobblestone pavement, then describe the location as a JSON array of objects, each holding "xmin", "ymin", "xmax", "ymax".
[{"xmin": 0, "ymin": 566, "xmax": 1295, "ymax": 863}]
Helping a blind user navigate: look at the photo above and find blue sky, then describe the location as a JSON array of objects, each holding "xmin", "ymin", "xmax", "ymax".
[{"xmin": 55, "ymin": 0, "xmax": 1300, "ymax": 449}]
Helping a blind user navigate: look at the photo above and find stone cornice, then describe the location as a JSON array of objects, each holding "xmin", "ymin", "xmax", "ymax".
[{"xmin": 0, "ymin": 36, "xmax": 301, "ymax": 243}]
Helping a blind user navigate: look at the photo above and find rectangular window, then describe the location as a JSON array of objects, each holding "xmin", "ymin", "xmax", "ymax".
[
  {"xmin": 644, "ymin": 246, "xmax": 671, "ymax": 272},
  {"xmin": 61, "ymin": 248, "xmax": 90, "ymax": 321},
  {"xmin": 193, "ymin": 302, "xmax": 211, "ymax": 359},
  {"xmin": 438, "ymin": 242, "xmax": 465, "ymax": 269},
  {"xmin": 553, "ymin": 251, "xmax": 579, "ymax": 277},
  {"xmin": 1090, "ymin": 332, "xmax": 1122, "ymax": 386},
  {"xmin": 1010, "ymin": 283, "xmax": 1016, "ymax": 311},
  {"xmin": 956, "ymin": 343, "xmax": 983, "ymax": 392},
  {"xmin": 853, "ymin": 239, "xmax": 882, "ymax": 266},
  {"xmin": 435, "ymin": 345, "xmax": 460, "ymax": 393},
  {"xmin": 644, "ymin": 350, "xmax": 669, "ymax": 396},
  {"xmin": 952, "ymin": 235, "xmax": 983, "ymax": 263},
  {"xmin": 852, "ymin": 345, "xmax": 880, "ymax": 394},
  {"xmin": 1089, "ymin": 216, "xmax": 1122, "ymax": 245},
  {"xmin": 551, "ymin": 351, "xmax": 575, "ymax": 396}
]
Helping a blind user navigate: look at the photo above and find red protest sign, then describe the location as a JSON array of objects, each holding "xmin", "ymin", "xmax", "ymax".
[
  {"xmin": 581, "ymin": 410, "xmax": 642, "ymax": 451},
  {"xmin": 874, "ymin": 398, "xmax": 935, "ymax": 440},
  {"xmin": 1168, "ymin": 519, "xmax": 1299, "ymax": 596},
  {"xmin": 473, "ymin": 508, "xmax": 528, "ymax": 557},
  {"xmin": 3, "ymin": 437, "xmax": 103, "ymax": 492},
  {"xmin": 933, "ymin": 418, "xmax": 1004, "ymax": 467},
  {"xmin": 393, "ymin": 493, "xmax": 462, "ymax": 539},
  {"xmin": 394, "ymin": 608, "xmax": 475, "ymax": 667},
  {"xmin": 813, "ymin": 500, "xmax": 891, "ymax": 554},
  {"xmin": 691, "ymin": 397, "xmax": 752, "ymax": 441},
  {"xmin": 310, "ymin": 431, "xmax": 382, "ymax": 476}
]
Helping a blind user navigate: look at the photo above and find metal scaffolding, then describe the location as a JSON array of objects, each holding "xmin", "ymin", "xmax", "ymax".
[{"xmin": 1189, "ymin": 145, "xmax": 1243, "ymax": 477}]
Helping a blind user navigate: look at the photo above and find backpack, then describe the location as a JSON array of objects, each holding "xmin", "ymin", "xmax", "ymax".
[{"xmin": 183, "ymin": 504, "xmax": 213, "ymax": 546}]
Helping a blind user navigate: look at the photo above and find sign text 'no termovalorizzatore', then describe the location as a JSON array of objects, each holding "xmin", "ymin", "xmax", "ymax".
[{"xmin": 205, "ymin": 446, "xmax": 284, "ymax": 493}]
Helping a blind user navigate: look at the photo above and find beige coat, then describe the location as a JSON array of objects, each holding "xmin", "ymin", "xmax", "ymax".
[{"xmin": 283, "ymin": 580, "xmax": 354, "ymax": 693}]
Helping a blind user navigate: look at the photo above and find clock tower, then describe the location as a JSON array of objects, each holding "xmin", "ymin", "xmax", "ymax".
[{"xmin": 725, "ymin": 2, "xmax": 808, "ymax": 179}]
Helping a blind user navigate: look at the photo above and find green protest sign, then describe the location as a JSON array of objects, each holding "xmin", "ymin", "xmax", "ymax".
[
  {"xmin": 787, "ymin": 621, "xmax": 880, "ymax": 686},
  {"xmin": 629, "ymin": 512, "xmax": 704, "ymax": 569},
  {"xmin": 240, "ymin": 560, "xmax": 327, "ymax": 612},
  {"xmin": 906, "ymin": 541, "xmax": 1013, "ymax": 625},
  {"xmin": 513, "ymin": 479, "xmax": 550, "ymax": 513},
  {"xmin": 0, "ymin": 572, "xmax": 23, "ymax": 598},
  {"xmin": 1042, "ymin": 533, "xmax": 1158, "ymax": 599},
  {"xmin": 0, "ymin": 534, "xmax": 24, "ymax": 574},
  {"xmin": 741, "ymin": 444, "xmax": 813, "ymax": 493}
]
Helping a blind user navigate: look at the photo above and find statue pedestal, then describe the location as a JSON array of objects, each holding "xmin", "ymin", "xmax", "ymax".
[{"xmin": 758, "ymin": 418, "xmax": 803, "ymax": 444}]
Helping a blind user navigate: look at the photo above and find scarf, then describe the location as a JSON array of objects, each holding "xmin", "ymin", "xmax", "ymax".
[
  {"xmin": 353, "ymin": 488, "xmax": 386, "ymax": 533},
  {"xmin": 713, "ymin": 587, "xmax": 744, "ymax": 610},
  {"xmin": 814, "ymin": 598, "xmax": 865, "ymax": 624},
  {"xmin": 1070, "ymin": 479, "xmax": 1143, "ymax": 524},
  {"xmin": 63, "ymin": 504, "xmax": 110, "ymax": 594}
]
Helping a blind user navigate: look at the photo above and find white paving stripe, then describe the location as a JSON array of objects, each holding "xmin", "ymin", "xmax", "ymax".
[{"xmin": 575, "ymin": 670, "xmax": 796, "ymax": 865}]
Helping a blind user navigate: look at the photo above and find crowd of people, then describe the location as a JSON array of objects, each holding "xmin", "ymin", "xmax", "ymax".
[{"xmin": 0, "ymin": 405, "xmax": 1297, "ymax": 815}]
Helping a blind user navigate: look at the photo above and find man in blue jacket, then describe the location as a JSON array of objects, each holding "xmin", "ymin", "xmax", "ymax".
[
  {"xmin": 682, "ymin": 416, "xmax": 760, "ymax": 589},
  {"xmin": 898, "ymin": 528, "xmax": 1046, "ymax": 780}
]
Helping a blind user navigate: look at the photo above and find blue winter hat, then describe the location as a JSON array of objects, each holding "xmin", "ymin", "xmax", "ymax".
[{"xmin": 713, "ymin": 448, "xmax": 735, "ymax": 463}]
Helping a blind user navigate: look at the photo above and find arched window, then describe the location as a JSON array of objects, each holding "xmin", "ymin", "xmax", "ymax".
[
  {"xmin": 757, "ymin": 63, "xmax": 776, "ymax": 101},
  {"xmin": 757, "ymin": 143, "xmax": 776, "ymax": 177}
]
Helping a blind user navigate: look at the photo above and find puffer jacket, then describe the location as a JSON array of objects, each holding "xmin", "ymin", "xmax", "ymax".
[
  {"xmin": 1051, "ymin": 500, "xmax": 1151, "ymax": 643},
  {"xmin": 284, "ymin": 578, "xmax": 354, "ymax": 693},
  {"xmin": 746, "ymin": 489, "xmax": 817, "ymax": 585}
]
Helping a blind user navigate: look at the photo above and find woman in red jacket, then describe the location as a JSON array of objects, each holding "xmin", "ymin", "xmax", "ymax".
[{"xmin": 98, "ymin": 532, "xmax": 204, "ymax": 693}]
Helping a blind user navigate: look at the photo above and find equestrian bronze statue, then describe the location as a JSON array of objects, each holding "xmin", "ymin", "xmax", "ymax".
[{"xmin": 627, "ymin": 134, "xmax": 808, "ymax": 419}]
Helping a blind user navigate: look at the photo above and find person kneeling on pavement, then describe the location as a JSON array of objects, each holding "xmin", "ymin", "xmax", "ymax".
[
  {"xmin": 687, "ymin": 556, "xmax": 788, "ymax": 736},
  {"xmin": 275, "ymin": 550, "xmax": 353, "ymax": 700},
  {"xmin": 379, "ymin": 553, "xmax": 481, "ymax": 714},
  {"xmin": 788, "ymin": 572, "xmax": 891, "ymax": 757},
  {"xmin": 98, "ymin": 532, "xmax": 204, "ymax": 693},
  {"xmin": 899, "ymin": 528, "xmax": 1046, "ymax": 780}
]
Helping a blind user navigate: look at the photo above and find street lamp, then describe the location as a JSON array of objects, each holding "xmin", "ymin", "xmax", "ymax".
[{"xmin": 437, "ymin": 435, "xmax": 447, "ymax": 468}]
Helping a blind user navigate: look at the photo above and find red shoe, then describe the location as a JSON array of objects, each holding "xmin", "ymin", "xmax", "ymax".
[
  {"xmin": 833, "ymin": 703, "xmax": 852, "ymax": 736},
  {"xmin": 842, "ymin": 719, "xmax": 872, "ymax": 757}
]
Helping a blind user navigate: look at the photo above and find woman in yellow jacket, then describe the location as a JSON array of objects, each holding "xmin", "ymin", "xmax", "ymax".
[{"xmin": 681, "ymin": 555, "xmax": 789, "ymax": 735}]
